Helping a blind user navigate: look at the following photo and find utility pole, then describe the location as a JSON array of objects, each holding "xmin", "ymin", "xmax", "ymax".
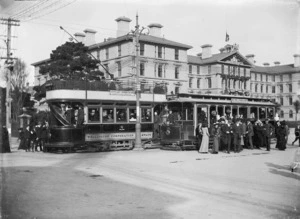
[
  {"xmin": 134, "ymin": 14, "xmax": 142, "ymax": 149},
  {"xmin": 0, "ymin": 18, "xmax": 20, "ymax": 136}
]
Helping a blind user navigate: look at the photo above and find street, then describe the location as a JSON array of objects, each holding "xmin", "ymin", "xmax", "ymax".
[{"xmin": 1, "ymin": 140, "xmax": 300, "ymax": 219}]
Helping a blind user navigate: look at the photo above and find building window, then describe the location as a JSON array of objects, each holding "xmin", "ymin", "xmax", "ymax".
[
  {"xmin": 197, "ymin": 66, "xmax": 200, "ymax": 74},
  {"xmin": 272, "ymin": 75, "xmax": 275, "ymax": 82},
  {"xmin": 118, "ymin": 44, "xmax": 121, "ymax": 56},
  {"xmin": 244, "ymin": 81, "xmax": 247, "ymax": 90},
  {"xmin": 175, "ymin": 66, "xmax": 179, "ymax": 79},
  {"xmin": 175, "ymin": 86, "xmax": 179, "ymax": 94},
  {"xmin": 266, "ymin": 85, "xmax": 268, "ymax": 93},
  {"xmin": 189, "ymin": 78, "xmax": 192, "ymax": 88},
  {"xmin": 140, "ymin": 63, "xmax": 145, "ymax": 76},
  {"xmin": 289, "ymin": 97, "xmax": 293, "ymax": 105},
  {"xmin": 208, "ymin": 65, "xmax": 211, "ymax": 74},
  {"xmin": 197, "ymin": 79, "xmax": 200, "ymax": 88},
  {"xmin": 238, "ymin": 67, "xmax": 240, "ymax": 76},
  {"xmin": 189, "ymin": 65, "xmax": 192, "ymax": 74},
  {"xmin": 272, "ymin": 86, "xmax": 275, "ymax": 93},
  {"xmin": 233, "ymin": 66, "xmax": 235, "ymax": 75},
  {"xmin": 255, "ymin": 84, "xmax": 258, "ymax": 92},
  {"xmin": 117, "ymin": 62, "xmax": 121, "ymax": 77},
  {"xmin": 260, "ymin": 74, "xmax": 263, "ymax": 81},
  {"xmin": 280, "ymin": 110, "xmax": 284, "ymax": 118},
  {"xmin": 261, "ymin": 85, "xmax": 263, "ymax": 93},
  {"xmin": 266, "ymin": 75, "xmax": 268, "ymax": 82},
  {"xmin": 289, "ymin": 110, "xmax": 293, "ymax": 118},
  {"xmin": 280, "ymin": 75, "xmax": 283, "ymax": 82},
  {"xmin": 228, "ymin": 66, "xmax": 231, "ymax": 74},
  {"xmin": 280, "ymin": 97, "xmax": 283, "ymax": 105},
  {"xmin": 280, "ymin": 84, "xmax": 283, "ymax": 93},
  {"xmin": 105, "ymin": 48, "xmax": 109, "ymax": 59},
  {"xmin": 221, "ymin": 65, "xmax": 224, "ymax": 74},
  {"xmin": 97, "ymin": 50, "xmax": 100, "ymax": 59},
  {"xmin": 244, "ymin": 68, "xmax": 246, "ymax": 76},
  {"xmin": 255, "ymin": 73, "xmax": 257, "ymax": 81},
  {"xmin": 289, "ymin": 74, "xmax": 292, "ymax": 81},
  {"xmin": 158, "ymin": 64, "xmax": 163, "ymax": 77},
  {"xmin": 208, "ymin": 78, "xmax": 212, "ymax": 88},
  {"xmin": 140, "ymin": 43, "xmax": 144, "ymax": 56},
  {"xmin": 175, "ymin": 49, "xmax": 179, "ymax": 60},
  {"xmin": 104, "ymin": 64, "xmax": 109, "ymax": 78},
  {"xmin": 289, "ymin": 84, "xmax": 292, "ymax": 92},
  {"xmin": 158, "ymin": 46, "xmax": 162, "ymax": 58}
]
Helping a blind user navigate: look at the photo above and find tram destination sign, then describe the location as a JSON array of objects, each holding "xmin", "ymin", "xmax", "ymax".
[
  {"xmin": 85, "ymin": 132, "xmax": 153, "ymax": 141},
  {"xmin": 231, "ymin": 98, "xmax": 248, "ymax": 103},
  {"xmin": 110, "ymin": 90, "xmax": 135, "ymax": 96}
]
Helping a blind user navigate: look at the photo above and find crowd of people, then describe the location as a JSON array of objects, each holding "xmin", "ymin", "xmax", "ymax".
[
  {"xmin": 196, "ymin": 118, "xmax": 293, "ymax": 154},
  {"xmin": 18, "ymin": 121, "xmax": 49, "ymax": 152}
]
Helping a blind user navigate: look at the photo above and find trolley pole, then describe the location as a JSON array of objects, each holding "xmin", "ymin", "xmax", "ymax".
[{"xmin": 134, "ymin": 13, "xmax": 142, "ymax": 149}]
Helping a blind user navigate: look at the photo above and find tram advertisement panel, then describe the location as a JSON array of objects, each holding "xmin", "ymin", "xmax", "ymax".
[{"xmin": 85, "ymin": 132, "xmax": 153, "ymax": 141}]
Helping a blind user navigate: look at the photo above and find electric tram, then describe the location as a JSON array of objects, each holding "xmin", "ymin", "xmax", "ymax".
[{"xmin": 43, "ymin": 80, "xmax": 276, "ymax": 152}]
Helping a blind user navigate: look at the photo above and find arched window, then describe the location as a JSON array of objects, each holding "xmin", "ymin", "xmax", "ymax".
[{"xmin": 289, "ymin": 110, "xmax": 293, "ymax": 118}]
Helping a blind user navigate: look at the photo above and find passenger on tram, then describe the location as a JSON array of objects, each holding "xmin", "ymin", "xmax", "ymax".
[
  {"xmin": 89, "ymin": 109, "xmax": 100, "ymax": 122},
  {"xmin": 106, "ymin": 114, "xmax": 114, "ymax": 122}
]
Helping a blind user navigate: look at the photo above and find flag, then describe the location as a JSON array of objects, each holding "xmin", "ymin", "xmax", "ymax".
[{"xmin": 225, "ymin": 32, "xmax": 230, "ymax": 42}]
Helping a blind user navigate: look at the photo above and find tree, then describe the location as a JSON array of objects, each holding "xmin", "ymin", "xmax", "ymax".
[
  {"xmin": 1, "ymin": 58, "xmax": 34, "ymax": 134},
  {"xmin": 293, "ymin": 100, "xmax": 300, "ymax": 121},
  {"xmin": 39, "ymin": 41, "xmax": 104, "ymax": 80}
]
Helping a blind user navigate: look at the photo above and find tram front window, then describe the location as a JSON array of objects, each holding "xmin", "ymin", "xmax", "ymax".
[{"xmin": 103, "ymin": 108, "xmax": 114, "ymax": 123}]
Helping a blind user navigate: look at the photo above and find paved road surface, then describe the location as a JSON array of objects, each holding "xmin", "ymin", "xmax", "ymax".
[{"xmin": 1, "ymin": 140, "xmax": 300, "ymax": 219}]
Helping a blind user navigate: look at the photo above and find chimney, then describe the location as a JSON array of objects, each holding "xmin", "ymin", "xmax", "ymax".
[
  {"xmin": 263, "ymin": 62, "xmax": 270, "ymax": 67},
  {"xmin": 274, "ymin": 61, "xmax": 280, "ymax": 66},
  {"xmin": 115, "ymin": 16, "xmax": 132, "ymax": 37},
  {"xmin": 74, "ymin": 32, "xmax": 85, "ymax": 43},
  {"xmin": 294, "ymin": 54, "xmax": 300, "ymax": 67},
  {"xmin": 84, "ymin": 29, "xmax": 97, "ymax": 46},
  {"xmin": 201, "ymin": 44, "xmax": 212, "ymax": 59},
  {"xmin": 219, "ymin": 47, "xmax": 225, "ymax": 53},
  {"xmin": 245, "ymin": 54, "xmax": 255, "ymax": 64},
  {"xmin": 148, "ymin": 23, "xmax": 163, "ymax": 37}
]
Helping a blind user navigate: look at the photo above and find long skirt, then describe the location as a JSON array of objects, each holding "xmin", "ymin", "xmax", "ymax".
[{"xmin": 199, "ymin": 134, "xmax": 209, "ymax": 153}]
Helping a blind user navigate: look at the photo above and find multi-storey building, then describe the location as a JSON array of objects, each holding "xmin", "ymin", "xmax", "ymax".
[{"xmin": 32, "ymin": 16, "xmax": 300, "ymax": 121}]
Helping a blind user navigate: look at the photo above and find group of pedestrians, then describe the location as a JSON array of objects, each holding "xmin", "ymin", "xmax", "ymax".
[
  {"xmin": 18, "ymin": 121, "xmax": 49, "ymax": 152},
  {"xmin": 196, "ymin": 117, "xmax": 290, "ymax": 154}
]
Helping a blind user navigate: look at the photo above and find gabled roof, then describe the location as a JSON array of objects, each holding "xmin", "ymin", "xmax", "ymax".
[
  {"xmin": 188, "ymin": 50, "xmax": 252, "ymax": 66},
  {"xmin": 89, "ymin": 34, "xmax": 193, "ymax": 50},
  {"xmin": 251, "ymin": 64, "xmax": 300, "ymax": 74}
]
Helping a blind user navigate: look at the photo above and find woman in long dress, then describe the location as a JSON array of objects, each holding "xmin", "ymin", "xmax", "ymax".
[{"xmin": 199, "ymin": 123, "xmax": 210, "ymax": 153}]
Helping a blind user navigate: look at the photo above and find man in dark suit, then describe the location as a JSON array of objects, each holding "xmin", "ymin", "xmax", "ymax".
[
  {"xmin": 264, "ymin": 119, "xmax": 274, "ymax": 151},
  {"xmin": 245, "ymin": 119, "xmax": 254, "ymax": 149},
  {"xmin": 232, "ymin": 119, "xmax": 243, "ymax": 153},
  {"xmin": 220, "ymin": 119, "xmax": 232, "ymax": 154}
]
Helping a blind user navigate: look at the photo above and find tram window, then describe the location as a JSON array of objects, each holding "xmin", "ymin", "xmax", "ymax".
[
  {"xmin": 88, "ymin": 108, "xmax": 100, "ymax": 122},
  {"xmin": 103, "ymin": 108, "xmax": 114, "ymax": 123},
  {"xmin": 116, "ymin": 108, "xmax": 127, "ymax": 122},
  {"xmin": 141, "ymin": 108, "xmax": 152, "ymax": 122},
  {"xmin": 129, "ymin": 109, "xmax": 137, "ymax": 122}
]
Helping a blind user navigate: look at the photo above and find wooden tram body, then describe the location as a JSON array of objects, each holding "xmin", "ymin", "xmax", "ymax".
[
  {"xmin": 45, "ymin": 87, "xmax": 166, "ymax": 152},
  {"xmin": 159, "ymin": 93, "xmax": 276, "ymax": 150}
]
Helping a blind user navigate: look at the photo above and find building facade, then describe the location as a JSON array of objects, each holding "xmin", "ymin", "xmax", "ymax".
[{"xmin": 32, "ymin": 16, "xmax": 300, "ymax": 121}]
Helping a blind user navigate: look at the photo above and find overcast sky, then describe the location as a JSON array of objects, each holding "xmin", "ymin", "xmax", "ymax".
[{"xmin": 0, "ymin": 0, "xmax": 299, "ymax": 85}]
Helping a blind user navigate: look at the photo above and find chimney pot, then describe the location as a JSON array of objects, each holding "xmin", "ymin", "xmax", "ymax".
[
  {"xmin": 245, "ymin": 54, "xmax": 255, "ymax": 65},
  {"xmin": 148, "ymin": 23, "xmax": 163, "ymax": 37},
  {"xmin": 115, "ymin": 16, "xmax": 132, "ymax": 37},
  {"xmin": 74, "ymin": 32, "xmax": 85, "ymax": 43},
  {"xmin": 294, "ymin": 54, "xmax": 300, "ymax": 67},
  {"xmin": 84, "ymin": 29, "xmax": 97, "ymax": 46},
  {"xmin": 263, "ymin": 62, "xmax": 270, "ymax": 67},
  {"xmin": 201, "ymin": 44, "xmax": 212, "ymax": 59},
  {"xmin": 274, "ymin": 61, "xmax": 280, "ymax": 66}
]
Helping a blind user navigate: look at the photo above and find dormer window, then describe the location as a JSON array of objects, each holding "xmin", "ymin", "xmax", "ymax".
[{"xmin": 158, "ymin": 46, "xmax": 162, "ymax": 58}]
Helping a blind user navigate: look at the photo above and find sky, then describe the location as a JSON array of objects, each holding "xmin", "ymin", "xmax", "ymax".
[{"xmin": 0, "ymin": 0, "xmax": 299, "ymax": 86}]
